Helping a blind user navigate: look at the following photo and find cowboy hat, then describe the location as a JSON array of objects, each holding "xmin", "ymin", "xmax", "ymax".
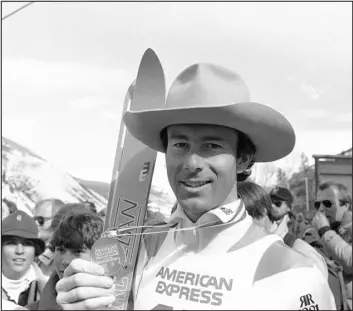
[
  {"xmin": 2, "ymin": 210, "xmax": 45, "ymax": 256},
  {"xmin": 123, "ymin": 62, "xmax": 295, "ymax": 162}
]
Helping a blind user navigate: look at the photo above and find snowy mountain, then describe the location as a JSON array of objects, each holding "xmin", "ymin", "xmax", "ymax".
[
  {"xmin": 2, "ymin": 137, "xmax": 175, "ymax": 219},
  {"xmin": 2, "ymin": 137, "xmax": 107, "ymax": 215}
]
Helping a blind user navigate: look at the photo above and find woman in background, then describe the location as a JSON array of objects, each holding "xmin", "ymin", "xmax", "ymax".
[{"xmin": 2, "ymin": 210, "xmax": 46, "ymax": 310}]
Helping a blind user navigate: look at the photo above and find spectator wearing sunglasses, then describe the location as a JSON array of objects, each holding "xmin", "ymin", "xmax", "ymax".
[
  {"xmin": 269, "ymin": 186, "xmax": 295, "ymax": 238},
  {"xmin": 33, "ymin": 199, "xmax": 65, "ymax": 243},
  {"xmin": 313, "ymin": 181, "xmax": 352, "ymax": 309},
  {"xmin": 33, "ymin": 199, "xmax": 65, "ymax": 276},
  {"xmin": 239, "ymin": 182, "xmax": 328, "ymax": 280}
]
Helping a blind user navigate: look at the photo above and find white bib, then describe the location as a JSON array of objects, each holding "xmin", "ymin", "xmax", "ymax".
[{"xmin": 134, "ymin": 229, "xmax": 281, "ymax": 310}]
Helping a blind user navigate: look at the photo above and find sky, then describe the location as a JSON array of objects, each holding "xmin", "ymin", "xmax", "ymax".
[{"xmin": 2, "ymin": 2, "xmax": 352, "ymax": 190}]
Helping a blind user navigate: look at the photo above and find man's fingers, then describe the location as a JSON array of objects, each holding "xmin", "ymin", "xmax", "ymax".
[
  {"xmin": 57, "ymin": 286, "xmax": 115, "ymax": 306},
  {"xmin": 63, "ymin": 258, "xmax": 105, "ymax": 278},
  {"xmin": 60, "ymin": 295, "xmax": 116, "ymax": 310},
  {"xmin": 56, "ymin": 272, "xmax": 114, "ymax": 294}
]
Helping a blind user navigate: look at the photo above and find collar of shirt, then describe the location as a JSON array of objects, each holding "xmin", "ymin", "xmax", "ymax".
[
  {"xmin": 167, "ymin": 199, "xmax": 244, "ymax": 226},
  {"xmin": 165, "ymin": 199, "xmax": 252, "ymax": 251},
  {"xmin": 2, "ymin": 264, "xmax": 37, "ymax": 303}
]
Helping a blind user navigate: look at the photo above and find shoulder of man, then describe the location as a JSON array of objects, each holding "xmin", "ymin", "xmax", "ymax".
[
  {"xmin": 253, "ymin": 241, "xmax": 335, "ymax": 310},
  {"xmin": 254, "ymin": 239, "xmax": 315, "ymax": 282}
]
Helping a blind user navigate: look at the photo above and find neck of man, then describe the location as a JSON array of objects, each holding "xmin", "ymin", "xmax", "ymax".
[
  {"xmin": 3, "ymin": 268, "xmax": 28, "ymax": 280},
  {"xmin": 182, "ymin": 187, "xmax": 240, "ymax": 223}
]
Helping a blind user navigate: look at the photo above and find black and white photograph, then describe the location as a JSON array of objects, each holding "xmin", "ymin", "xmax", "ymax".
[{"xmin": 1, "ymin": 2, "xmax": 352, "ymax": 310}]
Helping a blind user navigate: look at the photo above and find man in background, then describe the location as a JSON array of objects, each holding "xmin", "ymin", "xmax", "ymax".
[
  {"xmin": 33, "ymin": 198, "xmax": 65, "ymax": 275},
  {"xmin": 313, "ymin": 181, "xmax": 352, "ymax": 309},
  {"xmin": 269, "ymin": 186, "xmax": 328, "ymax": 279}
]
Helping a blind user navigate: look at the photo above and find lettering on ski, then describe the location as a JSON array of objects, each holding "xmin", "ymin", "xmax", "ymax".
[
  {"xmin": 105, "ymin": 81, "xmax": 135, "ymax": 230},
  {"xmin": 104, "ymin": 48, "xmax": 166, "ymax": 310},
  {"xmin": 114, "ymin": 197, "xmax": 144, "ymax": 263},
  {"xmin": 139, "ymin": 162, "xmax": 151, "ymax": 182}
]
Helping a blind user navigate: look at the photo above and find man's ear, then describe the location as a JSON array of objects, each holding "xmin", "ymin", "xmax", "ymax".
[{"xmin": 236, "ymin": 153, "xmax": 253, "ymax": 173}]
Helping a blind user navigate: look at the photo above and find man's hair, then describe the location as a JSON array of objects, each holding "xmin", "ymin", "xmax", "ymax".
[
  {"xmin": 98, "ymin": 208, "xmax": 106, "ymax": 218},
  {"xmin": 318, "ymin": 181, "xmax": 352, "ymax": 210},
  {"xmin": 237, "ymin": 181, "xmax": 274, "ymax": 222},
  {"xmin": 50, "ymin": 203, "xmax": 91, "ymax": 232},
  {"xmin": 51, "ymin": 210, "xmax": 103, "ymax": 251},
  {"xmin": 34, "ymin": 198, "xmax": 65, "ymax": 216},
  {"xmin": 2, "ymin": 198, "xmax": 18, "ymax": 214},
  {"xmin": 83, "ymin": 201, "xmax": 97, "ymax": 214},
  {"xmin": 160, "ymin": 126, "xmax": 256, "ymax": 182}
]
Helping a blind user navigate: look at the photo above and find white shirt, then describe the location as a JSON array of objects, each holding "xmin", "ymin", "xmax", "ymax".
[
  {"xmin": 2, "ymin": 264, "xmax": 36, "ymax": 305},
  {"xmin": 133, "ymin": 200, "xmax": 336, "ymax": 310}
]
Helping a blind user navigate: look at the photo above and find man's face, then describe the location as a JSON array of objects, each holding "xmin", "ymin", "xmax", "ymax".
[
  {"xmin": 2, "ymin": 236, "xmax": 36, "ymax": 279},
  {"xmin": 2, "ymin": 202, "xmax": 9, "ymax": 220},
  {"xmin": 54, "ymin": 245, "xmax": 91, "ymax": 279},
  {"xmin": 316, "ymin": 186, "xmax": 349, "ymax": 224},
  {"xmin": 165, "ymin": 124, "xmax": 240, "ymax": 222},
  {"xmin": 270, "ymin": 198, "xmax": 291, "ymax": 221},
  {"xmin": 34, "ymin": 202, "xmax": 53, "ymax": 242}
]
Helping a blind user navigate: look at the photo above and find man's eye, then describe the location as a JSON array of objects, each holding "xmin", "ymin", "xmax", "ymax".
[
  {"xmin": 173, "ymin": 142, "xmax": 188, "ymax": 148},
  {"xmin": 5, "ymin": 241, "xmax": 17, "ymax": 246},
  {"xmin": 23, "ymin": 241, "xmax": 35, "ymax": 247},
  {"xmin": 55, "ymin": 247, "xmax": 65, "ymax": 254},
  {"xmin": 204, "ymin": 143, "xmax": 221, "ymax": 149}
]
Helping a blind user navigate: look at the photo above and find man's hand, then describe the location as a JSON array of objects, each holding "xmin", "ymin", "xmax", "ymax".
[
  {"xmin": 56, "ymin": 258, "xmax": 116, "ymax": 310},
  {"xmin": 313, "ymin": 211, "xmax": 330, "ymax": 230}
]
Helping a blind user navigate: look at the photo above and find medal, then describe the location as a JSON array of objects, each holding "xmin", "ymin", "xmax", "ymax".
[{"xmin": 91, "ymin": 236, "xmax": 126, "ymax": 276}]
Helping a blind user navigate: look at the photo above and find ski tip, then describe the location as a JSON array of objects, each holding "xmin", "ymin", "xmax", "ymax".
[
  {"xmin": 144, "ymin": 47, "xmax": 157, "ymax": 56},
  {"xmin": 141, "ymin": 48, "xmax": 161, "ymax": 64},
  {"xmin": 136, "ymin": 47, "xmax": 165, "ymax": 89}
]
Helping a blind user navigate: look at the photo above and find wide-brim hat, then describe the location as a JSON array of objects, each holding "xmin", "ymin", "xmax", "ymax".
[
  {"xmin": 2, "ymin": 210, "xmax": 45, "ymax": 256},
  {"xmin": 123, "ymin": 62, "xmax": 295, "ymax": 162}
]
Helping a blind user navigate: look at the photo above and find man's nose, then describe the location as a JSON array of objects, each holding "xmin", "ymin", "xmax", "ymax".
[
  {"xmin": 183, "ymin": 152, "xmax": 204, "ymax": 172},
  {"xmin": 15, "ymin": 244, "xmax": 24, "ymax": 254},
  {"xmin": 318, "ymin": 204, "xmax": 326, "ymax": 213}
]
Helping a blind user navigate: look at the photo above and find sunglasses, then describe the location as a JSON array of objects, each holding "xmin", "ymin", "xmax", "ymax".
[
  {"xmin": 272, "ymin": 200, "xmax": 283, "ymax": 207},
  {"xmin": 34, "ymin": 216, "xmax": 52, "ymax": 226},
  {"xmin": 314, "ymin": 200, "xmax": 332, "ymax": 209}
]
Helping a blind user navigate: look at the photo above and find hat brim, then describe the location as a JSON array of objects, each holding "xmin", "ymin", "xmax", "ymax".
[
  {"xmin": 123, "ymin": 102, "xmax": 295, "ymax": 162},
  {"xmin": 270, "ymin": 194, "xmax": 286, "ymax": 201},
  {"xmin": 2, "ymin": 230, "xmax": 45, "ymax": 256}
]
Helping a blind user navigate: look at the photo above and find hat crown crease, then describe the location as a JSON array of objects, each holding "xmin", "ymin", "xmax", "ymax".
[{"xmin": 166, "ymin": 63, "xmax": 251, "ymax": 109}]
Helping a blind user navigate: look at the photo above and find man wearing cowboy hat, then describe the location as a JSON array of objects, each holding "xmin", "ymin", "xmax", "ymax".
[{"xmin": 55, "ymin": 62, "xmax": 335, "ymax": 310}]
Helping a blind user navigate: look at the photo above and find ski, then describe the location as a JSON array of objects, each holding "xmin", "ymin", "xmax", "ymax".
[
  {"xmin": 105, "ymin": 79, "xmax": 135, "ymax": 231},
  {"xmin": 102, "ymin": 49, "xmax": 166, "ymax": 310}
]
